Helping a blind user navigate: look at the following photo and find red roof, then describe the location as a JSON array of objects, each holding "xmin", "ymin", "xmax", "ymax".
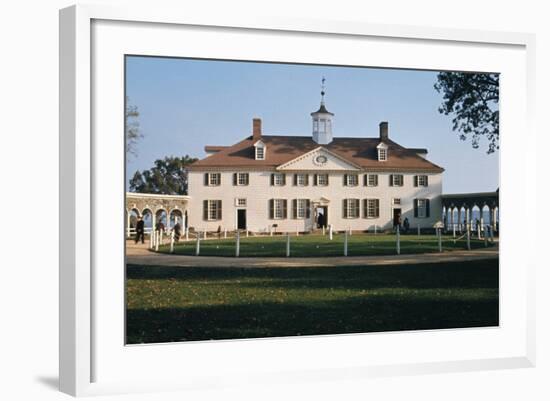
[{"xmin": 189, "ymin": 135, "xmax": 444, "ymax": 172}]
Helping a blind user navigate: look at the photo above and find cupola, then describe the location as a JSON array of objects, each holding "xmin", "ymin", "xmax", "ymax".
[{"xmin": 311, "ymin": 78, "xmax": 334, "ymax": 145}]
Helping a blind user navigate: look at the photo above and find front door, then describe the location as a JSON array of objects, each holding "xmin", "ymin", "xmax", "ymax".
[
  {"xmin": 393, "ymin": 208, "xmax": 402, "ymax": 227},
  {"xmin": 316, "ymin": 206, "xmax": 328, "ymax": 228},
  {"xmin": 237, "ymin": 209, "xmax": 247, "ymax": 230}
]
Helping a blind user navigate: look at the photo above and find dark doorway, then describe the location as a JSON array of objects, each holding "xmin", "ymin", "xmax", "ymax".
[
  {"xmin": 393, "ymin": 208, "xmax": 402, "ymax": 227},
  {"xmin": 317, "ymin": 206, "xmax": 328, "ymax": 228},
  {"xmin": 237, "ymin": 209, "xmax": 247, "ymax": 230}
]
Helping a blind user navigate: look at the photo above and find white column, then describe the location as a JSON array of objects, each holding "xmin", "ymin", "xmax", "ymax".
[
  {"xmin": 170, "ymin": 231, "xmax": 174, "ymax": 253},
  {"xmin": 235, "ymin": 230, "xmax": 240, "ymax": 257},
  {"xmin": 195, "ymin": 235, "xmax": 200, "ymax": 256},
  {"xmin": 466, "ymin": 208, "xmax": 471, "ymax": 250},
  {"xmin": 126, "ymin": 212, "xmax": 131, "ymax": 239},
  {"xmin": 438, "ymin": 228, "xmax": 442, "ymax": 252}
]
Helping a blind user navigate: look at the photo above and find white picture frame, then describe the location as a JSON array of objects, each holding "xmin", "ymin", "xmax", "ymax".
[{"xmin": 59, "ymin": 4, "xmax": 536, "ymax": 397}]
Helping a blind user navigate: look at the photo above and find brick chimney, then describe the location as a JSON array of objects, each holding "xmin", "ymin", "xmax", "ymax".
[
  {"xmin": 252, "ymin": 118, "xmax": 262, "ymax": 141},
  {"xmin": 379, "ymin": 121, "xmax": 388, "ymax": 141}
]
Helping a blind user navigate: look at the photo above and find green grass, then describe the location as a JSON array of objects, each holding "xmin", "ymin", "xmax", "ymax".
[
  {"xmin": 126, "ymin": 258, "xmax": 499, "ymax": 344},
  {"xmin": 158, "ymin": 233, "xmax": 493, "ymax": 258}
]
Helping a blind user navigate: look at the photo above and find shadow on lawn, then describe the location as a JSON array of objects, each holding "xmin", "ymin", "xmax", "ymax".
[{"xmin": 126, "ymin": 259, "xmax": 499, "ymax": 344}]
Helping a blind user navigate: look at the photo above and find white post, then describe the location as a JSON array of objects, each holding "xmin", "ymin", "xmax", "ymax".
[
  {"xmin": 286, "ymin": 233, "xmax": 290, "ymax": 257},
  {"xmin": 170, "ymin": 230, "xmax": 174, "ymax": 253},
  {"xmin": 296, "ymin": 226, "xmax": 299, "ymax": 236},
  {"xmin": 466, "ymin": 209, "xmax": 471, "ymax": 250},
  {"xmin": 329, "ymin": 225, "xmax": 333, "ymax": 241},
  {"xmin": 270, "ymin": 226, "xmax": 273, "ymax": 237},
  {"xmin": 155, "ymin": 231, "xmax": 159, "ymax": 252},
  {"xmin": 438, "ymin": 228, "xmax": 442, "ymax": 252},
  {"xmin": 322, "ymin": 226, "xmax": 325, "ymax": 236},
  {"xmin": 224, "ymin": 228, "xmax": 227, "ymax": 239},
  {"xmin": 344, "ymin": 229, "xmax": 348, "ymax": 257},
  {"xmin": 489, "ymin": 225, "xmax": 494, "ymax": 243},
  {"xmin": 235, "ymin": 230, "xmax": 240, "ymax": 257},
  {"xmin": 374, "ymin": 225, "xmax": 377, "ymax": 235},
  {"xmin": 396, "ymin": 226, "xmax": 401, "ymax": 255},
  {"xmin": 485, "ymin": 225, "xmax": 489, "ymax": 247},
  {"xmin": 246, "ymin": 229, "xmax": 249, "ymax": 238},
  {"xmin": 195, "ymin": 234, "xmax": 201, "ymax": 256},
  {"xmin": 349, "ymin": 227, "xmax": 352, "ymax": 236},
  {"xmin": 452, "ymin": 224, "xmax": 456, "ymax": 239},
  {"xmin": 417, "ymin": 224, "xmax": 420, "ymax": 237},
  {"xmin": 160, "ymin": 229, "xmax": 164, "ymax": 245},
  {"xmin": 185, "ymin": 227, "xmax": 189, "ymax": 241},
  {"xmin": 477, "ymin": 224, "xmax": 481, "ymax": 240},
  {"xmin": 149, "ymin": 229, "xmax": 154, "ymax": 249},
  {"xmin": 126, "ymin": 213, "xmax": 131, "ymax": 239},
  {"xmin": 204, "ymin": 230, "xmax": 207, "ymax": 240}
]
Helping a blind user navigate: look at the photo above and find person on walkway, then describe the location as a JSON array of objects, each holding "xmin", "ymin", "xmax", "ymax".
[
  {"xmin": 173, "ymin": 220, "xmax": 182, "ymax": 242},
  {"xmin": 135, "ymin": 216, "xmax": 145, "ymax": 244},
  {"xmin": 403, "ymin": 217, "xmax": 410, "ymax": 234}
]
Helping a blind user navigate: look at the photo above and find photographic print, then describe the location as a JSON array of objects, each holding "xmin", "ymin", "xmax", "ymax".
[{"xmin": 124, "ymin": 57, "xmax": 499, "ymax": 344}]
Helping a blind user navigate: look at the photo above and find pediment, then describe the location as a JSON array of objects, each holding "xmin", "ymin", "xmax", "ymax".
[{"xmin": 277, "ymin": 147, "xmax": 360, "ymax": 171}]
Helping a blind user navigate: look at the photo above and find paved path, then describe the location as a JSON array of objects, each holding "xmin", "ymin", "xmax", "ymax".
[{"xmin": 126, "ymin": 241, "xmax": 499, "ymax": 268}]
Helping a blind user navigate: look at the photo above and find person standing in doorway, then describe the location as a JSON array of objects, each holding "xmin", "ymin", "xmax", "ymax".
[{"xmin": 135, "ymin": 216, "xmax": 145, "ymax": 244}]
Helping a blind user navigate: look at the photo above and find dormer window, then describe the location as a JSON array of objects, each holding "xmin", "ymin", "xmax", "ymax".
[
  {"xmin": 377, "ymin": 142, "xmax": 388, "ymax": 161},
  {"xmin": 254, "ymin": 140, "xmax": 266, "ymax": 160}
]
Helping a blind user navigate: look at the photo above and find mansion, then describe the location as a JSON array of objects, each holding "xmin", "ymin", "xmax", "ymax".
[{"xmin": 187, "ymin": 95, "xmax": 444, "ymax": 233}]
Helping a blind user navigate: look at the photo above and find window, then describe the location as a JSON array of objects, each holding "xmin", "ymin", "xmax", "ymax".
[
  {"xmin": 364, "ymin": 199, "xmax": 380, "ymax": 218},
  {"xmin": 293, "ymin": 199, "xmax": 310, "ymax": 219},
  {"xmin": 236, "ymin": 198, "xmax": 247, "ymax": 207},
  {"xmin": 269, "ymin": 199, "xmax": 287, "ymax": 220},
  {"xmin": 393, "ymin": 198, "xmax": 401, "ymax": 205},
  {"xmin": 415, "ymin": 175, "xmax": 428, "ymax": 187},
  {"xmin": 414, "ymin": 198, "xmax": 431, "ymax": 218},
  {"xmin": 364, "ymin": 174, "xmax": 378, "ymax": 187},
  {"xmin": 203, "ymin": 200, "xmax": 222, "ymax": 220},
  {"xmin": 271, "ymin": 173, "xmax": 286, "ymax": 186},
  {"xmin": 204, "ymin": 173, "xmax": 221, "ymax": 186},
  {"xmin": 378, "ymin": 148, "xmax": 387, "ymax": 161},
  {"xmin": 344, "ymin": 174, "xmax": 359, "ymax": 186},
  {"xmin": 316, "ymin": 173, "xmax": 329, "ymax": 186},
  {"xmin": 234, "ymin": 172, "xmax": 249, "ymax": 186},
  {"xmin": 294, "ymin": 173, "xmax": 309, "ymax": 186},
  {"xmin": 343, "ymin": 199, "xmax": 360, "ymax": 219},
  {"xmin": 255, "ymin": 146, "xmax": 265, "ymax": 160},
  {"xmin": 390, "ymin": 174, "xmax": 404, "ymax": 187}
]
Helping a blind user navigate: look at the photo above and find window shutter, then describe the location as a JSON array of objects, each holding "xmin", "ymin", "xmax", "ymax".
[
  {"xmin": 269, "ymin": 199, "xmax": 274, "ymax": 219},
  {"xmin": 374, "ymin": 175, "xmax": 378, "ymax": 186},
  {"xmin": 414, "ymin": 199, "xmax": 418, "ymax": 218},
  {"xmin": 306, "ymin": 200, "xmax": 311, "ymax": 218},
  {"xmin": 282, "ymin": 174, "xmax": 286, "ymax": 186},
  {"xmin": 270, "ymin": 174, "xmax": 274, "ymax": 186},
  {"xmin": 363, "ymin": 174, "xmax": 368, "ymax": 186},
  {"xmin": 245, "ymin": 173, "xmax": 249, "ymax": 185},
  {"xmin": 426, "ymin": 199, "xmax": 430, "ymax": 217},
  {"xmin": 313, "ymin": 174, "xmax": 318, "ymax": 186},
  {"xmin": 282, "ymin": 200, "xmax": 288, "ymax": 219},
  {"xmin": 389, "ymin": 174, "xmax": 393, "ymax": 186},
  {"xmin": 375, "ymin": 199, "xmax": 380, "ymax": 218},
  {"xmin": 425, "ymin": 175, "xmax": 429, "ymax": 186},
  {"xmin": 293, "ymin": 174, "xmax": 297, "ymax": 186},
  {"xmin": 343, "ymin": 174, "xmax": 348, "ymax": 186},
  {"xmin": 326, "ymin": 175, "xmax": 329, "ymax": 185},
  {"xmin": 233, "ymin": 173, "xmax": 237, "ymax": 186},
  {"xmin": 204, "ymin": 173, "xmax": 209, "ymax": 186},
  {"xmin": 305, "ymin": 174, "xmax": 309, "ymax": 186},
  {"xmin": 354, "ymin": 199, "xmax": 360, "ymax": 217},
  {"xmin": 343, "ymin": 199, "xmax": 348, "ymax": 218},
  {"xmin": 217, "ymin": 200, "xmax": 222, "ymax": 220},
  {"xmin": 203, "ymin": 200, "xmax": 208, "ymax": 220},
  {"xmin": 292, "ymin": 199, "xmax": 297, "ymax": 219},
  {"xmin": 414, "ymin": 175, "xmax": 418, "ymax": 187},
  {"xmin": 362, "ymin": 199, "xmax": 367, "ymax": 217}
]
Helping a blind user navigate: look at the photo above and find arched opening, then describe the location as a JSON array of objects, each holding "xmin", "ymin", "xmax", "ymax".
[
  {"xmin": 142, "ymin": 208, "xmax": 154, "ymax": 233},
  {"xmin": 155, "ymin": 209, "xmax": 168, "ymax": 230},
  {"xmin": 170, "ymin": 209, "xmax": 183, "ymax": 227},
  {"xmin": 481, "ymin": 204, "xmax": 491, "ymax": 230},
  {"xmin": 471, "ymin": 205, "xmax": 481, "ymax": 231},
  {"xmin": 127, "ymin": 208, "xmax": 140, "ymax": 238}
]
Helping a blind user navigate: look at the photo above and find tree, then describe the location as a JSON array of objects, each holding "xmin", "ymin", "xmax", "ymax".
[
  {"xmin": 434, "ymin": 72, "xmax": 499, "ymax": 154},
  {"xmin": 129, "ymin": 155, "xmax": 198, "ymax": 195},
  {"xmin": 126, "ymin": 97, "xmax": 142, "ymax": 158}
]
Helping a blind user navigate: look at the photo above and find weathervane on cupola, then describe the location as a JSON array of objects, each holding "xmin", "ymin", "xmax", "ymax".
[{"xmin": 311, "ymin": 77, "xmax": 334, "ymax": 145}]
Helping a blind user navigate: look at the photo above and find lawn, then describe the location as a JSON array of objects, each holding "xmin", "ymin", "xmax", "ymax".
[
  {"xmin": 158, "ymin": 233, "xmax": 493, "ymax": 258},
  {"xmin": 126, "ymin": 258, "xmax": 499, "ymax": 344}
]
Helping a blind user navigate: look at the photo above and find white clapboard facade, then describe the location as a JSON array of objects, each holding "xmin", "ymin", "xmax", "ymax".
[{"xmin": 188, "ymin": 97, "xmax": 443, "ymax": 233}]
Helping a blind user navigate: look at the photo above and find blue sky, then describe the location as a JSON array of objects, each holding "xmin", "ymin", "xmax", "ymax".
[{"xmin": 125, "ymin": 56, "xmax": 499, "ymax": 194}]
